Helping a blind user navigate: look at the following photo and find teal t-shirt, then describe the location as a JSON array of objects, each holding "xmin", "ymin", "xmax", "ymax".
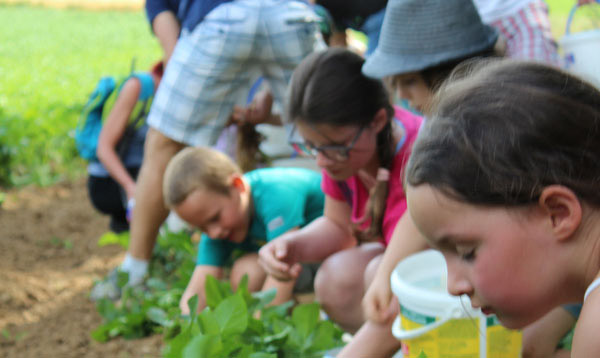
[{"xmin": 196, "ymin": 167, "xmax": 324, "ymax": 266}]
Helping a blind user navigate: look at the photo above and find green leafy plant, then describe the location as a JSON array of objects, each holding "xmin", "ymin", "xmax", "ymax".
[
  {"xmin": 97, "ymin": 231, "xmax": 130, "ymax": 249},
  {"xmin": 163, "ymin": 275, "xmax": 344, "ymax": 358},
  {"xmin": 1, "ymin": 328, "xmax": 28, "ymax": 342},
  {"xmin": 92, "ymin": 229, "xmax": 195, "ymax": 342},
  {"xmin": 49, "ymin": 236, "xmax": 74, "ymax": 250},
  {"xmin": 92, "ymin": 229, "xmax": 345, "ymax": 357}
]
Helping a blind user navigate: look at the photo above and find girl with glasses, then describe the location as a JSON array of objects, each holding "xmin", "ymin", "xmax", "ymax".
[{"xmin": 258, "ymin": 47, "xmax": 424, "ymax": 357}]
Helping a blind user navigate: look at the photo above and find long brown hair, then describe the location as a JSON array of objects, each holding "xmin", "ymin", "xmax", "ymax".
[
  {"xmin": 286, "ymin": 48, "xmax": 395, "ymax": 242},
  {"xmin": 406, "ymin": 59, "xmax": 600, "ymax": 207},
  {"xmin": 236, "ymin": 122, "xmax": 267, "ymax": 173}
]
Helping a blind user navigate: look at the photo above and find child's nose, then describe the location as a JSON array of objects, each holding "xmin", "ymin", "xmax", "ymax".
[
  {"xmin": 315, "ymin": 151, "xmax": 334, "ymax": 168},
  {"xmin": 445, "ymin": 258, "xmax": 473, "ymax": 298},
  {"xmin": 208, "ymin": 225, "xmax": 224, "ymax": 239},
  {"xmin": 396, "ymin": 86, "xmax": 410, "ymax": 100}
]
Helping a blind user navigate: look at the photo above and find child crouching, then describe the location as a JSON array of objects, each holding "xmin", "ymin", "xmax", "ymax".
[
  {"xmin": 405, "ymin": 59, "xmax": 600, "ymax": 357},
  {"xmin": 163, "ymin": 147, "xmax": 324, "ymax": 314}
]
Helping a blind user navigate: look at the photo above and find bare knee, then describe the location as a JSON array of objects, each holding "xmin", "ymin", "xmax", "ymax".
[
  {"xmin": 315, "ymin": 245, "xmax": 384, "ymax": 309},
  {"xmin": 314, "ymin": 260, "xmax": 357, "ymax": 311},
  {"xmin": 230, "ymin": 253, "xmax": 266, "ymax": 292}
]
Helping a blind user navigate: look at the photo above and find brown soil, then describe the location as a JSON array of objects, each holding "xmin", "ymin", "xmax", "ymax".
[{"xmin": 0, "ymin": 179, "xmax": 162, "ymax": 358}]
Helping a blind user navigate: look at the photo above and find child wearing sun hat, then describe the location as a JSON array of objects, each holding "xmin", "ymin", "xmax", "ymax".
[{"xmin": 362, "ymin": 0, "xmax": 500, "ymax": 114}]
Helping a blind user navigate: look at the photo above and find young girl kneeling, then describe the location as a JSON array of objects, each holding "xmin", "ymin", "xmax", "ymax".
[
  {"xmin": 258, "ymin": 48, "xmax": 424, "ymax": 357},
  {"xmin": 163, "ymin": 147, "xmax": 324, "ymax": 314},
  {"xmin": 405, "ymin": 60, "xmax": 600, "ymax": 357}
]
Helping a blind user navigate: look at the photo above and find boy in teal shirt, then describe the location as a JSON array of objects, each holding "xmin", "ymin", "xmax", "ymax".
[{"xmin": 163, "ymin": 147, "xmax": 323, "ymax": 314}]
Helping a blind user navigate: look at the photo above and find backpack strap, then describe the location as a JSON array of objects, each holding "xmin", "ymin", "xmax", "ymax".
[
  {"xmin": 127, "ymin": 73, "xmax": 155, "ymax": 129},
  {"xmin": 132, "ymin": 72, "xmax": 155, "ymax": 101},
  {"xmin": 116, "ymin": 72, "xmax": 155, "ymax": 158}
]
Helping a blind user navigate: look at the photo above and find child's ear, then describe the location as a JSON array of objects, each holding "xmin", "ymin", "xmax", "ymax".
[
  {"xmin": 230, "ymin": 174, "xmax": 247, "ymax": 193},
  {"xmin": 538, "ymin": 185, "xmax": 582, "ymax": 241},
  {"xmin": 371, "ymin": 108, "xmax": 389, "ymax": 134}
]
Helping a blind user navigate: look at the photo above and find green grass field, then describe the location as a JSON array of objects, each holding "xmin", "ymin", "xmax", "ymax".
[{"xmin": 0, "ymin": 5, "xmax": 161, "ymax": 186}]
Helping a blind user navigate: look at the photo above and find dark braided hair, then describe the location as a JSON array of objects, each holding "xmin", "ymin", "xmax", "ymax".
[{"xmin": 287, "ymin": 48, "xmax": 395, "ymax": 242}]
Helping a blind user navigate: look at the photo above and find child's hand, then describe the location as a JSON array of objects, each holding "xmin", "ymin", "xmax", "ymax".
[
  {"xmin": 179, "ymin": 291, "xmax": 196, "ymax": 316},
  {"xmin": 125, "ymin": 182, "xmax": 136, "ymax": 202},
  {"xmin": 362, "ymin": 274, "xmax": 396, "ymax": 324},
  {"xmin": 258, "ymin": 237, "xmax": 302, "ymax": 281}
]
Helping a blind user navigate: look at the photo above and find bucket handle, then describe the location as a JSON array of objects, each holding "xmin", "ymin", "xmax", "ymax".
[
  {"xmin": 566, "ymin": 1, "xmax": 600, "ymax": 35},
  {"xmin": 391, "ymin": 310, "xmax": 455, "ymax": 340}
]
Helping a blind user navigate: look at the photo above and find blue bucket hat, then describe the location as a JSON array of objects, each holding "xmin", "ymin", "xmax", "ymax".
[{"xmin": 362, "ymin": 0, "xmax": 498, "ymax": 79}]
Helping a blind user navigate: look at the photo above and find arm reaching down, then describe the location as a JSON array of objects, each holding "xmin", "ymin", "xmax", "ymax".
[
  {"xmin": 259, "ymin": 196, "xmax": 355, "ymax": 281},
  {"xmin": 362, "ymin": 213, "xmax": 429, "ymax": 323},
  {"xmin": 179, "ymin": 265, "xmax": 224, "ymax": 315}
]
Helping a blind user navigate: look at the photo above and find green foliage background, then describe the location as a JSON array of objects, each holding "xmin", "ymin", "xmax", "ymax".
[{"xmin": 0, "ymin": 5, "xmax": 161, "ymax": 186}]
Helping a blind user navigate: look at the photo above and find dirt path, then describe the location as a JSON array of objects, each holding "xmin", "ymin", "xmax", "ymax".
[{"xmin": 0, "ymin": 180, "xmax": 162, "ymax": 358}]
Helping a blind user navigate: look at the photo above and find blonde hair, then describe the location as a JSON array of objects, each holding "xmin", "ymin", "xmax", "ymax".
[{"xmin": 163, "ymin": 147, "xmax": 242, "ymax": 208}]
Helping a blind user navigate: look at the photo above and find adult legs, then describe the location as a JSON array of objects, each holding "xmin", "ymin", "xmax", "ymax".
[
  {"xmin": 89, "ymin": 134, "xmax": 180, "ymax": 299},
  {"xmin": 126, "ymin": 128, "xmax": 185, "ymax": 282}
]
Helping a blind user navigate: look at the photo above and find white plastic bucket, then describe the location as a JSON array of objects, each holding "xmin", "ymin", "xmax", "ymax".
[
  {"xmin": 559, "ymin": 4, "xmax": 600, "ymax": 89},
  {"xmin": 390, "ymin": 250, "xmax": 522, "ymax": 358}
]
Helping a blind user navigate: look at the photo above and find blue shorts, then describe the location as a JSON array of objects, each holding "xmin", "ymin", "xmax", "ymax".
[{"xmin": 148, "ymin": 0, "xmax": 326, "ymax": 147}]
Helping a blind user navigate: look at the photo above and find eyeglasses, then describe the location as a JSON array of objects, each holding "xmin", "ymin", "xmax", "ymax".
[{"xmin": 288, "ymin": 125, "xmax": 366, "ymax": 162}]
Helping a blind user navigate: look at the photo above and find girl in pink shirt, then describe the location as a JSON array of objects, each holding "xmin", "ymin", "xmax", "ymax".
[
  {"xmin": 258, "ymin": 48, "xmax": 425, "ymax": 357},
  {"xmin": 319, "ymin": 106, "xmax": 421, "ymax": 246}
]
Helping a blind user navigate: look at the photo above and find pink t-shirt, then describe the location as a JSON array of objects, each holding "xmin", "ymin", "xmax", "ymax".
[{"xmin": 321, "ymin": 107, "xmax": 423, "ymax": 246}]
